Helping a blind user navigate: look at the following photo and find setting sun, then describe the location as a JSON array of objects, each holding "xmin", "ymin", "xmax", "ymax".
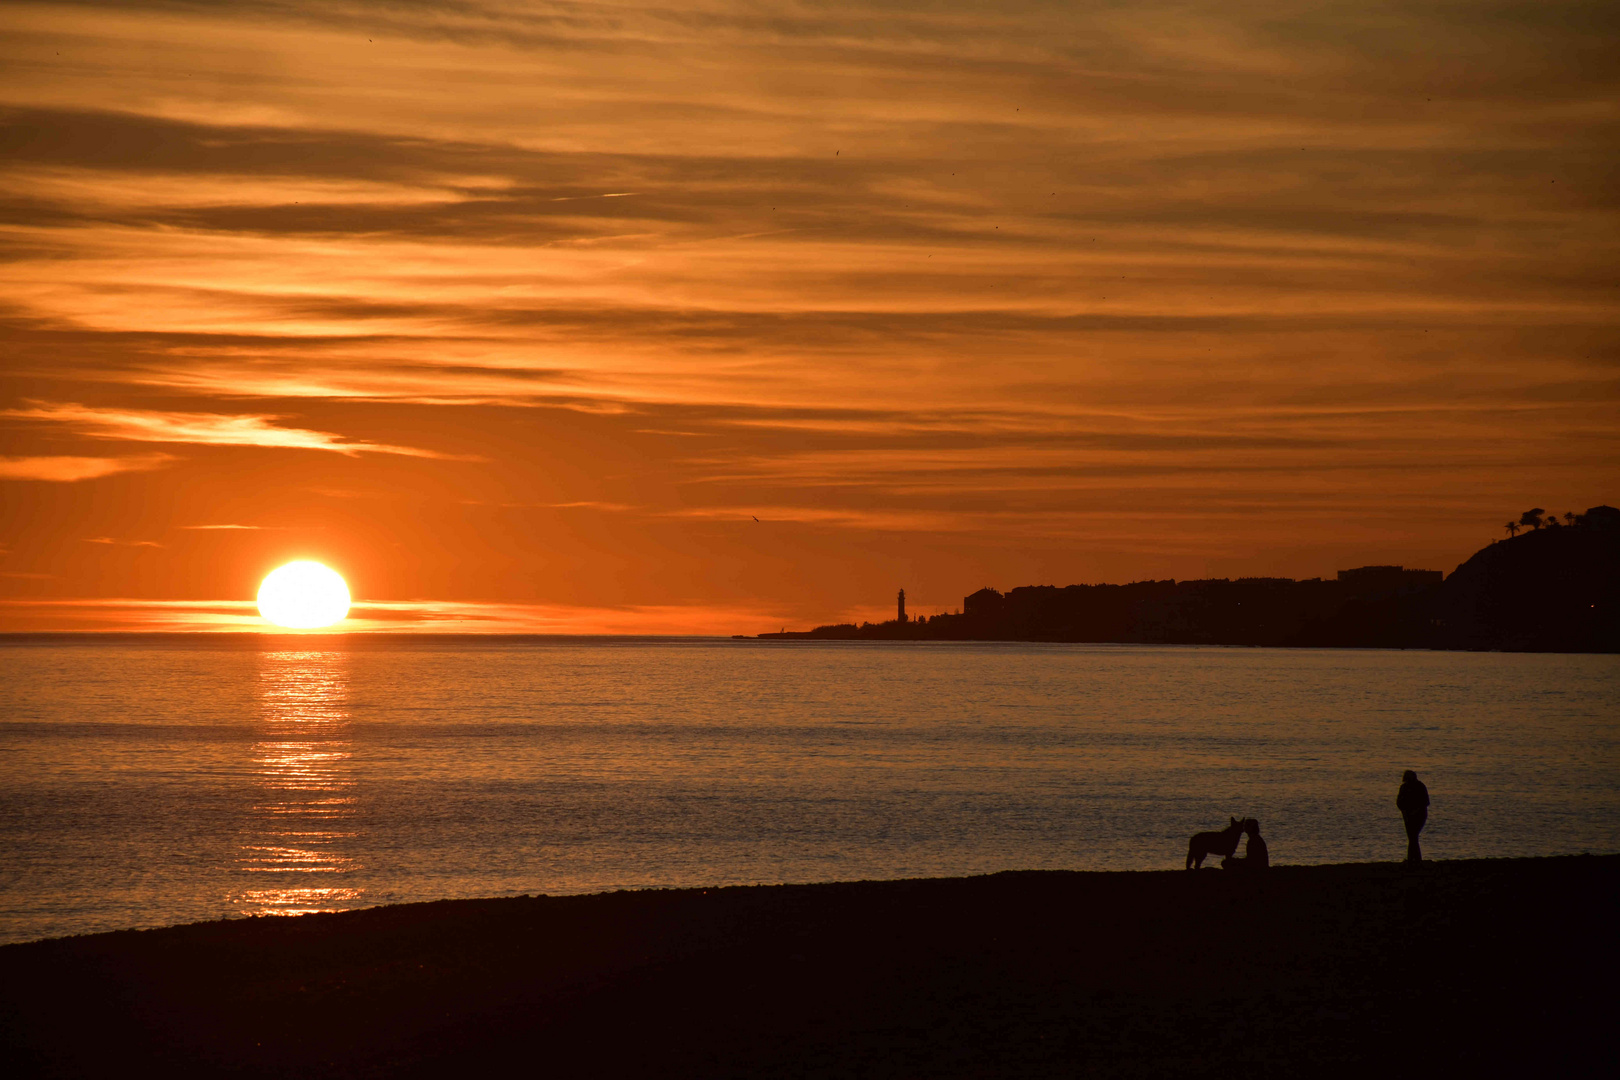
[{"xmin": 257, "ymin": 561, "xmax": 351, "ymax": 629}]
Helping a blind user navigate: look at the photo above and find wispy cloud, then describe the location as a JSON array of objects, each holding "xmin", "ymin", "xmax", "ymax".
[
  {"xmin": 179, "ymin": 523, "xmax": 275, "ymax": 529},
  {"xmin": 83, "ymin": 536, "xmax": 163, "ymax": 547},
  {"xmin": 0, "ymin": 597, "xmax": 796, "ymax": 635},
  {"xmin": 0, "ymin": 453, "xmax": 175, "ymax": 481},
  {"xmin": 3, "ymin": 402, "xmax": 453, "ymax": 457}
]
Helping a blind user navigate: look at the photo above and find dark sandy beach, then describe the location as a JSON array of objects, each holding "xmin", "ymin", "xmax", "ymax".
[{"xmin": 3, "ymin": 857, "xmax": 1614, "ymax": 1078}]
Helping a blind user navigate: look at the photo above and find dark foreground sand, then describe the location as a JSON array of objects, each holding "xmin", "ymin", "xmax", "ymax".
[{"xmin": 3, "ymin": 857, "xmax": 1615, "ymax": 1078}]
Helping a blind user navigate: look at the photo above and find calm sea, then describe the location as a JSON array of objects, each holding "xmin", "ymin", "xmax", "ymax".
[{"xmin": 2, "ymin": 638, "xmax": 1616, "ymax": 945}]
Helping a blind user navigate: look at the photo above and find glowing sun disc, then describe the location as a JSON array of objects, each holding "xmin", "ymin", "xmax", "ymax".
[{"xmin": 257, "ymin": 561, "xmax": 351, "ymax": 629}]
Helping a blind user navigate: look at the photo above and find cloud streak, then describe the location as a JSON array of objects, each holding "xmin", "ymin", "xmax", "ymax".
[
  {"xmin": 0, "ymin": 452, "xmax": 174, "ymax": 481},
  {"xmin": 0, "ymin": 596, "xmax": 798, "ymax": 634},
  {"xmin": 3, "ymin": 402, "xmax": 454, "ymax": 457},
  {"xmin": 83, "ymin": 536, "xmax": 162, "ymax": 546}
]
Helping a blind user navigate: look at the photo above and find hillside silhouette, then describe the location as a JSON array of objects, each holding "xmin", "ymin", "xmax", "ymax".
[{"xmin": 763, "ymin": 505, "xmax": 1619, "ymax": 652}]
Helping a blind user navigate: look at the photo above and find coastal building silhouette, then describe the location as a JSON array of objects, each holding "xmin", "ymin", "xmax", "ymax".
[
  {"xmin": 1576, "ymin": 504, "xmax": 1619, "ymax": 529},
  {"xmin": 964, "ymin": 587, "xmax": 1005, "ymax": 620},
  {"xmin": 897, "ymin": 589, "xmax": 907, "ymax": 623}
]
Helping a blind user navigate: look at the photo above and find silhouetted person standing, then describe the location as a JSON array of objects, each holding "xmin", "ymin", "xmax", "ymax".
[
  {"xmin": 1397, "ymin": 770, "xmax": 1429, "ymax": 863},
  {"xmin": 1242, "ymin": 820, "xmax": 1267, "ymax": 869}
]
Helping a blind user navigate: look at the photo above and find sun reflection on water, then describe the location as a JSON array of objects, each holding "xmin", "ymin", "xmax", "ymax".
[{"xmin": 234, "ymin": 651, "xmax": 362, "ymax": 916}]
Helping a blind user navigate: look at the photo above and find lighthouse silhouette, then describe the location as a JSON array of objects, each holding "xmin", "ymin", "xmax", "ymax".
[{"xmin": 897, "ymin": 588, "xmax": 907, "ymax": 623}]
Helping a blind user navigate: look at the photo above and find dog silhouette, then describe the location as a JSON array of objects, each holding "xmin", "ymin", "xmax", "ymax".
[{"xmin": 1186, "ymin": 816, "xmax": 1245, "ymax": 869}]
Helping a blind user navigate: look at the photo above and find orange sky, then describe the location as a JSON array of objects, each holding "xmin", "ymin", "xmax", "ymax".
[{"xmin": 2, "ymin": 0, "xmax": 1616, "ymax": 632}]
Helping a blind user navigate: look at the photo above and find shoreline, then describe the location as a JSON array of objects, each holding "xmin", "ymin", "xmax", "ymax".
[
  {"xmin": 4, "ymin": 630, "xmax": 1616, "ymax": 655},
  {"xmin": 4, "ymin": 856, "xmax": 1614, "ymax": 1076}
]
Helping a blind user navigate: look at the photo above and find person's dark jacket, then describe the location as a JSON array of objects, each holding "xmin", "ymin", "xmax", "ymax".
[{"xmin": 1397, "ymin": 777, "xmax": 1430, "ymax": 818}]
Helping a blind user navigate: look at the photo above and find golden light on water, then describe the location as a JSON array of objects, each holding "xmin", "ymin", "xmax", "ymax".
[
  {"xmin": 236, "ymin": 650, "xmax": 362, "ymax": 917},
  {"xmin": 257, "ymin": 561, "xmax": 351, "ymax": 629}
]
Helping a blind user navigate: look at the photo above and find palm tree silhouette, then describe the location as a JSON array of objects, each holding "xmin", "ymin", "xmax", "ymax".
[{"xmin": 1505, "ymin": 520, "xmax": 1520, "ymax": 537}]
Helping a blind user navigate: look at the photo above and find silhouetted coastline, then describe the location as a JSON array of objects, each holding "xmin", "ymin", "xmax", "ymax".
[
  {"xmin": 762, "ymin": 504, "xmax": 1620, "ymax": 652},
  {"xmin": 2, "ymin": 857, "xmax": 1611, "ymax": 1077}
]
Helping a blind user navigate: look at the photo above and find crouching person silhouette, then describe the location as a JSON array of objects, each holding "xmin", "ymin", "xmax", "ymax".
[
  {"xmin": 1397, "ymin": 770, "xmax": 1429, "ymax": 863},
  {"xmin": 1222, "ymin": 819, "xmax": 1268, "ymax": 871}
]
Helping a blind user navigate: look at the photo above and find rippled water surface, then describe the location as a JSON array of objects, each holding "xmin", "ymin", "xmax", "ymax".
[{"xmin": 2, "ymin": 638, "xmax": 1616, "ymax": 944}]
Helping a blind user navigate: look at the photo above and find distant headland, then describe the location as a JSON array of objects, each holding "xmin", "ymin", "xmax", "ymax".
[{"xmin": 756, "ymin": 505, "xmax": 1620, "ymax": 653}]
